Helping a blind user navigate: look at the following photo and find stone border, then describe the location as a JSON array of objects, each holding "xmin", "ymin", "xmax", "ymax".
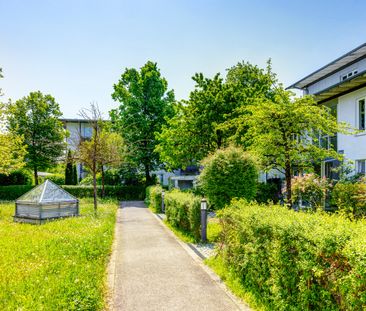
[{"xmin": 152, "ymin": 213, "xmax": 251, "ymax": 311}]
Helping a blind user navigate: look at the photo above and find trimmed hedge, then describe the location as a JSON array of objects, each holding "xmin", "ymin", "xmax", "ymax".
[
  {"xmin": 218, "ymin": 199, "xmax": 366, "ymax": 310},
  {"xmin": 198, "ymin": 146, "xmax": 258, "ymax": 209},
  {"xmin": 165, "ymin": 190, "xmax": 201, "ymax": 240},
  {"xmin": 145, "ymin": 185, "xmax": 163, "ymax": 213},
  {"xmin": 0, "ymin": 185, "xmax": 145, "ymax": 201}
]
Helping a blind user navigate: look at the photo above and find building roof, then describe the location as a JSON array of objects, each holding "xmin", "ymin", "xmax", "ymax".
[
  {"xmin": 288, "ymin": 42, "xmax": 366, "ymax": 90},
  {"xmin": 60, "ymin": 118, "xmax": 95, "ymax": 123},
  {"xmin": 16, "ymin": 180, "xmax": 78, "ymax": 204}
]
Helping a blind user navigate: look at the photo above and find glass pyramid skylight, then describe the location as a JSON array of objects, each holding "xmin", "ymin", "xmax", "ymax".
[{"xmin": 16, "ymin": 180, "xmax": 78, "ymax": 203}]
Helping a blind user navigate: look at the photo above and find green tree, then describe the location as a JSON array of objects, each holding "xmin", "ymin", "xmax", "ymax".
[
  {"xmin": 110, "ymin": 61, "xmax": 175, "ymax": 184},
  {"xmin": 98, "ymin": 130, "xmax": 124, "ymax": 197},
  {"xmin": 7, "ymin": 91, "xmax": 65, "ymax": 185},
  {"xmin": 0, "ymin": 104, "xmax": 26, "ymax": 175},
  {"xmin": 156, "ymin": 61, "xmax": 277, "ymax": 169},
  {"xmin": 0, "ymin": 69, "xmax": 26, "ymax": 175},
  {"xmin": 65, "ymin": 149, "xmax": 77, "ymax": 185},
  {"xmin": 244, "ymin": 88, "xmax": 351, "ymax": 207}
]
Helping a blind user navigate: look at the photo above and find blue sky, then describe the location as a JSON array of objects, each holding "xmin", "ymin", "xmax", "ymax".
[{"xmin": 1, "ymin": 0, "xmax": 365, "ymax": 118}]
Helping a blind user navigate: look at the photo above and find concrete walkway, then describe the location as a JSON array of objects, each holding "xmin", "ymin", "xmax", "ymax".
[{"xmin": 108, "ymin": 201, "xmax": 245, "ymax": 311}]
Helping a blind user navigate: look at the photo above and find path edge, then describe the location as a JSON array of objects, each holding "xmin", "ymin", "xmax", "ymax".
[{"xmin": 151, "ymin": 212, "xmax": 251, "ymax": 311}]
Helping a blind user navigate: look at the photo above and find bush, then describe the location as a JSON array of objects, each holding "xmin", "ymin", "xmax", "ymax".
[
  {"xmin": 0, "ymin": 170, "xmax": 32, "ymax": 186},
  {"xmin": 198, "ymin": 146, "xmax": 258, "ymax": 209},
  {"xmin": 165, "ymin": 189, "xmax": 201, "ymax": 240},
  {"xmin": 255, "ymin": 179, "xmax": 281, "ymax": 203},
  {"xmin": 218, "ymin": 199, "xmax": 366, "ymax": 310},
  {"xmin": 331, "ymin": 179, "xmax": 366, "ymax": 217},
  {"xmin": 39, "ymin": 174, "xmax": 65, "ymax": 185},
  {"xmin": 0, "ymin": 185, "xmax": 145, "ymax": 201},
  {"xmin": 145, "ymin": 185, "xmax": 163, "ymax": 213},
  {"xmin": 291, "ymin": 173, "xmax": 330, "ymax": 209},
  {"xmin": 0, "ymin": 185, "xmax": 33, "ymax": 200}
]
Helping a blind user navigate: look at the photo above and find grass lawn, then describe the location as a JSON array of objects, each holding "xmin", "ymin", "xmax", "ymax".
[{"xmin": 0, "ymin": 198, "xmax": 117, "ymax": 310}]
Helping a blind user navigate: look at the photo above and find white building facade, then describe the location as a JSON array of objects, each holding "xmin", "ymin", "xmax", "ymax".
[
  {"xmin": 288, "ymin": 43, "xmax": 366, "ymax": 178},
  {"xmin": 60, "ymin": 118, "xmax": 93, "ymax": 181}
]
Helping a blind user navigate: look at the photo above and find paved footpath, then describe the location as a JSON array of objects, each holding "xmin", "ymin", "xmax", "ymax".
[{"xmin": 108, "ymin": 201, "xmax": 246, "ymax": 311}]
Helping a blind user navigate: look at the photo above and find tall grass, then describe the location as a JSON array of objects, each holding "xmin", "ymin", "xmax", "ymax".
[{"xmin": 0, "ymin": 198, "xmax": 117, "ymax": 310}]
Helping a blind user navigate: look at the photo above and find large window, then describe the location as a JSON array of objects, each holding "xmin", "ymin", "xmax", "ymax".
[
  {"xmin": 359, "ymin": 99, "xmax": 366, "ymax": 130},
  {"xmin": 356, "ymin": 159, "xmax": 366, "ymax": 175}
]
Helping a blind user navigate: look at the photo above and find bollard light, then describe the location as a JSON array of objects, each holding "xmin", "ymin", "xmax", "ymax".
[
  {"xmin": 161, "ymin": 190, "xmax": 165, "ymax": 213},
  {"xmin": 201, "ymin": 198, "xmax": 207, "ymax": 210},
  {"xmin": 201, "ymin": 198, "xmax": 207, "ymax": 242}
]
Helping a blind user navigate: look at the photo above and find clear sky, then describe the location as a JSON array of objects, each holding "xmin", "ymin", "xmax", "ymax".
[{"xmin": 1, "ymin": 0, "xmax": 365, "ymax": 118}]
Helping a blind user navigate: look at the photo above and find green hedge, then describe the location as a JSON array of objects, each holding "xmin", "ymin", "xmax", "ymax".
[
  {"xmin": 218, "ymin": 199, "xmax": 366, "ymax": 310},
  {"xmin": 165, "ymin": 190, "xmax": 201, "ymax": 241},
  {"xmin": 0, "ymin": 185, "xmax": 145, "ymax": 201},
  {"xmin": 145, "ymin": 185, "xmax": 163, "ymax": 213}
]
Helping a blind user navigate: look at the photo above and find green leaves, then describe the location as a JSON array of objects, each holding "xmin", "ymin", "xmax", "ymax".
[
  {"xmin": 111, "ymin": 61, "xmax": 175, "ymax": 182},
  {"xmin": 198, "ymin": 146, "xmax": 258, "ymax": 209},
  {"xmin": 7, "ymin": 91, "xmax": 66, "ymax": 182}
]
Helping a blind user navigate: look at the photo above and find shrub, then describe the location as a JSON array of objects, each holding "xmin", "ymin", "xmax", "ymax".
[
  {"xmin": 39, "ymin": 174, "xmax": 65, "ymax": 185},
  {"xmin": 145, "ymin": 185, "xmax": 163, "ymax": 213},
  {"xmin": 255, "ymin": 179, "xmax": 281, "ymax": 203},
  {"xmin": 331, "ymin": 179, "xmax": 366, "ymax": 217},
  {"xmin": 198, "ymin": 146, "xmax": 258, "ymax": 209},
  {"xmin": 0, "ymin": 185, "xmax": 33, "ymax": 200},
  {"xmin": 0, "ymin": 185, "xmax": 145, "ymax": 201},
  {"xmin": 165, "ymin": 189, "xmax": 201, "ymax": 240},
  {"xmin": 218, "ymin": 199, "xmax": 366, "ymax": 310},
  {"xmin": 0, "ymin": 170, "xmax": 32, "ymax": 186},
  {"xmin": 291, "ymin": 173, "xmax": 330, "ymax": 209}
]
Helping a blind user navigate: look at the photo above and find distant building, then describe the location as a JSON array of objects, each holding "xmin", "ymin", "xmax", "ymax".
[
  {"xmin": 288, "ymin": 43, "xmax": 366, "ymax": 178},
  {"xmin": 60, "ymin": 118, "xmax": 93, "ymax": 181}
]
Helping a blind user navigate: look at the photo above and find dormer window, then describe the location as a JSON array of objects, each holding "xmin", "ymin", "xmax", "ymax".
[{"xmin": 341, "ymin": 70, "xmax": 358, "ymax": 81}]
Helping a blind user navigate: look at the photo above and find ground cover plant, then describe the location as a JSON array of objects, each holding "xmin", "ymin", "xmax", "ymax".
[
  {"xmin": 215, "ymin": 199, "xmax": 366, "ymax": 310},
  {"xmin": 0, "ymin": 198, "xmax": 117, "ymax": 310}
]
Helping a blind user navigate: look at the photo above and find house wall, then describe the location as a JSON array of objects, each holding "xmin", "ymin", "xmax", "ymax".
[
  {"xmin": 63, "ymin": 121, "xmax": 93, "ymax": 180},
  {"xmin": 307, "ymin": 58, "xmax": 366, "ymax": 94},
  {"xmin": 337, "ymin": 86, "xmax": 366, "ymax": 163}
]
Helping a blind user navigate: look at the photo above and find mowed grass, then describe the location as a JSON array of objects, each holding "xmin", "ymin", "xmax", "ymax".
[{"xmin": 0, "ymin": 198, "xmax": 117, "ymax": 310}]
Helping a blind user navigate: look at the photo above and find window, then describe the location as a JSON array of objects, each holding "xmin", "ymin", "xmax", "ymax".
[
  {"xmin": 356, "ymin": 160, "xmax": 366, "ymax": 175},
  {"xmin": 341, "ymin": 70, "xmax": 358, "ymax": 81},
  {"xmin": 359, "ymin": 99, "xmax": 365, "ymax": 130}
]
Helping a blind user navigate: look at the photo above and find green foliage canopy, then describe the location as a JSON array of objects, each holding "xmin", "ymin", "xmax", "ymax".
[
  {"xmin": 198, "ymin": 146, "xmax": 258, "ymax": 209},
  {"xmin": 111, "ymin": 61, "xmax": 175, "ymax": 183},
  {"xmin": 244, "ymin": 88, "xmax": 351, "ymax": 206},
  {"xmin": 7, "ymin": 91, "xmax": 65, "ymax": 184},
  {"xmin": 156, "ymin": 61, "xmax": 277, "ymax": 169}
]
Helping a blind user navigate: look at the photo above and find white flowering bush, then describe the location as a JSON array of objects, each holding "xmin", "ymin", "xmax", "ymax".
[{"xmin": 291, "ymin": 173, "xmax": 330, "ymax": 209}]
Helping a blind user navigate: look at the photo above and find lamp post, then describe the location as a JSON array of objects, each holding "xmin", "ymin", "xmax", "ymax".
[
  {"xmin": 161, "ymin": 190, "xmax": 165, "ymax": 213},
  {"xmin": 201, "ymin": 198, "xmax": 207, "ymax": 243}
]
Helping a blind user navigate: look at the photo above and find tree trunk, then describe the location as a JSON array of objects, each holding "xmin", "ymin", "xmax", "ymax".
[
  {"xmin": 92, "ymin": 169, "xmax": 98, "ymax": 215},
  {"xmin": 285, "ymin": 158, "xmax": 292, "ymax": 208},
  {"xmin": 101, "ymin": 165, "xmax": 105, "ymax": 198},
  {"xmin": 34, "ymin": 166, "xmax": 38, "ymax": 185},
  {"xmin": 145, "ymin": 164, "xmax": 151, "ymax": 185}
]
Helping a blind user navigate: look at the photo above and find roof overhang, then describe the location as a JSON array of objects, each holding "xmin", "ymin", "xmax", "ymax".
[
  {"xmin": 288, "ymin": 42, "xmax": 366, "ymax": 90},
  {"xmin": 314, "ymin": 70, "xmax": 366, "ymax": 103}
]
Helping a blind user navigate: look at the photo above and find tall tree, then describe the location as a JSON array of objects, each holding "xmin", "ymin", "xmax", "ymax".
[
  {"xmin": 111, "ymin": 61, "xmax": 175, "ymax": 184},
  {"xmin": 156, "ymin": 61, "xmax": 277, "ymax": 169},
  {"xmin": 156, "ymin": 73, "xmax": 234, "ymax": 169},
  {"xmin": 0, "ymin": 69, "xmax": 26, "ymax": 175},
  {"xmin": 0, "ymin": 105, "xmax": 26, "ymax": 175},
  {"xmin": 65, "ymin": 149, "xmax": 76, "ymax": 185},
  {"xmin": 244, "ymin": 88, "xmax": 351, "ymax": 207},
  {"xmin": 7, "ymin": 91, "xmax": 65, "ymax": 185},
  {"xmin": 78, "ymin": 103, "xmax": 103, "ymax": 213}
]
